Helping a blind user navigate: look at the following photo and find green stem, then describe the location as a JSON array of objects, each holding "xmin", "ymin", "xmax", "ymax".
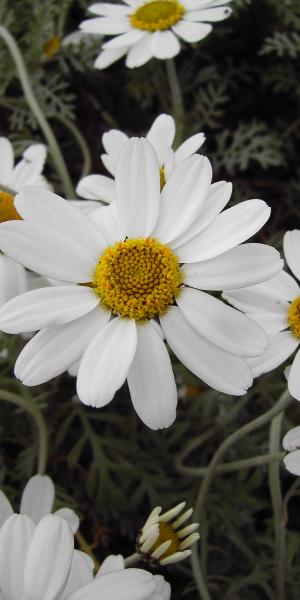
[
  {"xmin": 54, "ymin": 115, "xmax": 92, "ymax": 179},
  {"xmin": 191, "ymin": 388, "xmax": 291, "ymax": 599},
  {"xmin": 165, "ymin": 58, "xmax": 184, "ymax": 146},
  {"xmin": 0, "ymin": 26, "xmax": 75, "ymax": 198},
  {"xmin": 177, "ymin": 452, "xmax": 284, "ymax": 477},
  {"xmin": 124, "ymin": 552, "xmax": 140, "ymax": 567},
  {"xmin": 269, "ymin": 412, "xmax": 285, "ymax": 600},
  {"xmin": 0, "ymin": 389, "xmax": 48, "ymax": 475}
]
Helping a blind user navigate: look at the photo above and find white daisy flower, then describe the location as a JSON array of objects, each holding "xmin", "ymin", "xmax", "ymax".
[
  {"xmin": 137, "ymin": 502, "xmax": 199, "ymax": 565},
  {"xmin": 282, "ymin": 426, "xmax": 300, "ymax": 476},
  {"xmin": 0, "ymin": 138, "xmax": 282, "ymax": 429},
  {"xmin": 77, "ymin": 113, "xmax": 205, "ymax": 204},
  {"xmin": 0, "ymin": 513, "xmax": 168, "ymax": 600},
  {"xmin": 79, "ymin": 0, "xmax": 232, "ymax": 69},
  {"xmin": 0, "ymin": 474, "xmax": 79, "ymax": 533},
  {"xmin": 223, "ymin": 230, "xmax": 300, "ymax": 402}
]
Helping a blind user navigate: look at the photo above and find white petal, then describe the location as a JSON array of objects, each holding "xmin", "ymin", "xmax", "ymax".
[
  {"xmin": 176, "ymin": 199, "xmax": 271, "ymax": 263},
  {"xmin": 153, "ymin": 575, "xmax": 171, "ymax": 600},
  {"xmin": 89, "ymin": 3, "xmax": 131, "ymax": 16},
  {"xmin": 283, "ymin": 449, "xmax": 300, "ymax": 476},
  {"xmin": 171, "ymin": 181, "xmax": 232, "ymax": 249},
  {"xmin": 127, "ymin": 322, "xmax": 177, "ymax": 429},
  {"xmin": 288, "ymin": 347, "xmax": 300, "ymax": 401},
  {"xmin": 10, "ymin": 145, "xmax": 47, "ymax": 190},
  {"xmin": 0, "ymin": 491, "xmax": 13, "ymax": 526},
  {"xmin": 15, "ymin": 306, "xmax": 110, "ymax": 386},
  {"xmin": 15, "ymin": 187, "xmax": 105, "ymax": 259},
  {"xmin": 242, "ymin": 270, "xmax": 300, "ymax": 302},
  {"xmin": 248, "ymin": 311, "xmax": 288, "ymax": 335},
  {"xmin": 0, "ymin": 285, "xmax": 99, "ymax": 333},
  {"xmin": 0, "ymin": 255, "xmax": 28, "ymax": 308},
  {"xmin": 20, "ymin": 475, "xmax": 54, "ymax": 523},
  {"xmin": 70, "ymin": 200, "xmax": 103, "ymax": 215},
  {"xmin": 23, "ymin": 514, "xmax": 74, "ymax": 600},
  {"xmin": 77, "ymin": 317, "xmax": 137, "ymax": 408},
  {"xmin": 174, "ymin": 133, "xmax": 205, "ymax": 164},
  {"xmin": 94, "ymin": 47, "xmax": 129, "ymax": 69},
  {"xmin": 61, "ymin": 550, "xmax": 94, "ymax": 600},
  {"xmin": 103, "ymin": 29, "xmax": 146, "ymax": 49},
  {"xmin": 223, "ymin": 288, "xmax": 289, "ymax": 317},
  {"xmin": 76, "ymin": 174, "xmax": 115, "ymax": 203},
  {"xmin": 125, "ymin": 33, "xmax": 153, "ymax": 67},
  {"xmin": 177, "ymin": 287, "xmax": 268, "ymax": 357},
  {"xmin": 66, "ymin": 569, "xmax": 156, "ymax": 600},
  {"xmin": 0, "ymin": 514, "xmax": 35, "ymax": 600},
  {"xmin": 160, "ymin": 306, "xmax": 253, "ymax": 395},
  {"xmin": 152, "ymin": 155, "xmax": 212, "ymax": 244},
  {"xmin": 282, "ymin": 426, "xmax": 300, "ymax": 452},
  {"xmin": 0, "ymin": 137, "xmax": 14, "ymax": 186},
  {"xmin": 115, "ymin": 138, "xmax": 160, "ymax": 237},
  {"xmin": 183, "ymin": 244, "xmax": 283, "ymax": 290},
  {"xmin": 283, "ymin": 230, "xmax": 300, "ymax": 281},
  {"xmin": 97, "ymin": 555, "xmax": 125, "ymax": 576},
  {"xmin": 172, "ymin": 21, "xmax": 212, "ymax": 42},
  {"xmin": 89, "ymin": 204, "xmax": 124, "ymax": 246},
  {"xmin": 55, "ymin": 508, "xmax": 80, "ymax": 534},
  {"xmin": 151, "ymin": 30, "xmax": 180, "ymax": 59},
  {"xmin": 247, "ymin": 331, "xmax": 299, "ymax": 377},
  {"xmin": 102, "ymin": 129, "xmax": 129, "ymax": 170},
  {"xmin": 146, "ymin": 114, "xmax": 176, "ymax": 164},
  {"xmin": 0, "ymin": 221, "xmax": 95, "ymax": 282},
  {"xmin": 183, "ymin": 6, "xmax": 232, "ymax": 21},
  {"xmin": 80, "ymin": 17, "xmax": 131, "ymax": 34},
  {"xmin": 101, "ymin": 152, "xmax": 116, "ymax": 175}
]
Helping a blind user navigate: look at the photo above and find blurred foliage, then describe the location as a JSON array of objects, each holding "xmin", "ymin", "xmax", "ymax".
[{"xmin": 1, "ymin": 0, "xmax": 300, "ymax": 598}]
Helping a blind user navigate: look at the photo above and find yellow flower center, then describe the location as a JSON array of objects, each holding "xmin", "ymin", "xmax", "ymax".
[
  {"xmin": 152, "ymin": 523, "xmax": 180, "ymax": 558},
  {"xmin": 160, "ymin": 166, "xmax": 166, "ymax": 191},
  {"xmin": 43, "ymin": 36, "xmax": 61, "ymax": 58},
  {"xmin": 130, "ymin": 0, "xmax": 185, "ymax": 31},
  {"xmin": 288, "ymin": 296, "xmax": 300, "ymax": 340},
  {"xmin": 0, "ymin": 191, "xmax": 21, "ymax": 223},
  {"xmin": 93, "ymin": 237, "xmax": 182, "ymax": 321}
]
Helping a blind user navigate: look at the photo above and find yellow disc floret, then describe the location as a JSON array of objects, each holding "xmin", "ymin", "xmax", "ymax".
[
  {"xmin": 288, "ymin": 296, "xmax": 300, "ymax": 340},
  {"xmin": 160, "ymin": 166, "xmax": 166, "ymax": 191},
  {"xmin": 130, "ymin": 0, "xmax": 185, "ymax": 31},
  {"xmin": 151, "ymin": 523, "xmax": 180, "ymax": 559},
  {"xmin": 0, "ymin": 191, "xmax": 21, "ymax": 223},
  {"xmin": 93, "ymin": 237, "xmax": 182, "ymax": 321}
]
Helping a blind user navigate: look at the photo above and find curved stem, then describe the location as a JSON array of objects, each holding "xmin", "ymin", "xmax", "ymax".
[
  {"xmin": 54, "ymin": 115, "xmax": 92, "ymax": 179},
  {"xmin": 177, "ymin": 452, "xmax": 284, "ymax": 477},
  {"xmin": 269, "ymin": 412, "xmax": 285, "ymax": 600},
  {"xmin": 0, "ymin": 26, "xmax": 75, "ymax": 198},
  {"xmin": 191, "ymin": 388, "xmax": 291, "ymax": 599},
  {"xmin": 165, "ymin": 58, "xmax": 184, "ymax": 146},
  {"xmin": 0, "ymin": 389, "xmax": 48, "ymax": 475},
  {"xmin": 124, "ymin": 552, "xmax": 140, "ymax": 567},
  {"xmin": 75, "ymin": 530, "xmax": 100, "ymax": 569}
]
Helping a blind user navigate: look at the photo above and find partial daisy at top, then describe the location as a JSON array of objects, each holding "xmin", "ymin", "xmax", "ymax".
[
  {"xmin": 223, "ymin": 230, "xmax": 300, "ymax": 402},
  {"xmin": 77, "ymin": 113, "xmax": 205, "ymax": 204},
  {"xmin": 0, "ymin": 137, "xmax": 49, "ymax": 308},
  {"xmin": 0, "ymin": 138, "xmax": 283, "ymax": 430},
  {"xmin": 79, "ymin": 0, "xmax": 232, "ymax": 69}
]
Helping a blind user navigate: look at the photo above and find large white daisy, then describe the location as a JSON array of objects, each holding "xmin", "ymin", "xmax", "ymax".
[
  {"xmin": 0, "ymin": 138, "xmax": 282, "ymax": 429},
  {"xmin": 79, "ymin": 0, "xmax": 232, "ymax": 69},
  {"xmin": 223, "ymin": 230, "xmax": 300, "ymax": 401},
  {"xmin": 0, "ymin": 474, "xmax": 79, "ymax": 533},
  {"xmin": 0, "ymin": 513, "xmax": 169, "ymax": 600},
  {"xmin": 77, "ymin": 113, "xmax": 205, "ymax": 204}
]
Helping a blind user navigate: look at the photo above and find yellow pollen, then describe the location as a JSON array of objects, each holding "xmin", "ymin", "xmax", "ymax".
[
  {"xmin": 130, "ymin": 0, "xmax": 185, "ymax": 31},
  {"xmin": 43, "ymin": 36, "xmax": 61, "ymax": 58},
  {"xmin": 288, "ymin": 296, "xmax": 300, "ymax": 340},
  {"xmin": 93, "ymin": 237, "xmax": 182, "ymax": 321},
  {"xmin": 0, "ymin": 191, "xmax": 21, "ymax": 223},
  {"xmin": 152, "ymin": 523, "xmax": 180, "ymax": 558},
  {"xmin": 160, "ymin": 166, "xmax": 166, "ymax": 191}
]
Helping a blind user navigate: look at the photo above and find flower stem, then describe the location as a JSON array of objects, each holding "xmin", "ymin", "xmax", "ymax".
[
  {"xmin": 177, "ymin": 451, "xmax": 284, "ymax": 477},
  {"xmin": 269, "ymin": 411, "xmax": 286, "ymax": 600},
  {"xmin": 54, "ymin": 114, "xmax": 92, "ymax": 179},
  {"xmin": 0, "ymin": 25, "xmax": 75, "ymax": 198},
  {"xmin": 124, "ymin": 552, "xmax": 140, "ymax": 567},
  {"xmin": 191, "ymin": 388, "xmax": 291, "ymax": 599},
  {"xmin": 75, "ymin": 530, "xmax": 100, "ymax": 570},
  {"xmin": 165, "ymin": 58, "xmax": 184, "ymax": 146},
  {"xmin": 0, "ymin": 389, "xmax": 48, "ymax": 475}
]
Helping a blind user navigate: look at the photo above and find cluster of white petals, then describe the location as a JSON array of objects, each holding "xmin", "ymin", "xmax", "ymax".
[{"xmin": 282, "ymin": 426, "xmax": 300, "ymax": 476}]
